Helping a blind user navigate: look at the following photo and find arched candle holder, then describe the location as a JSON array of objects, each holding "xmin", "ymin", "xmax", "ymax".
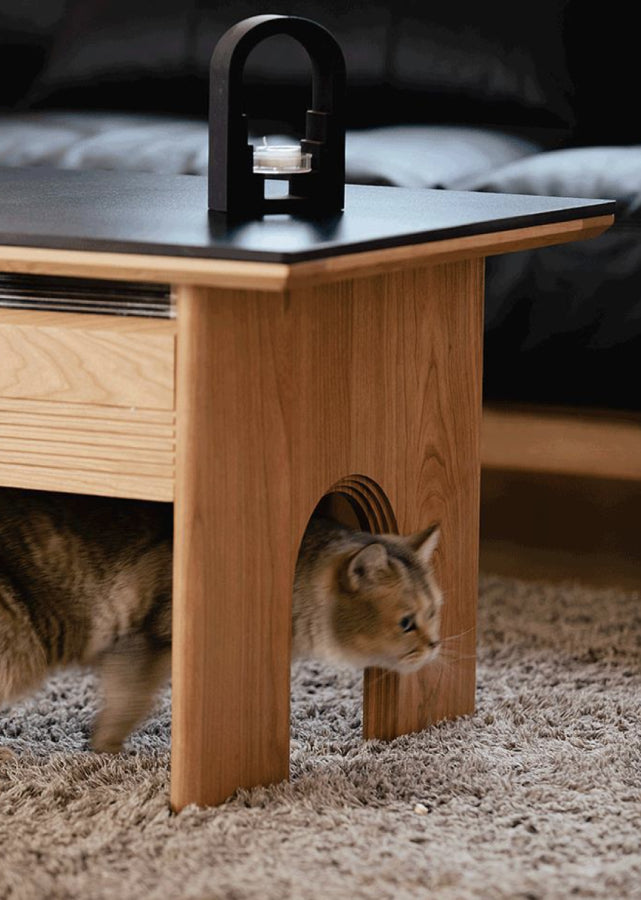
[{"xmin": 208, "ymin": 14, "xmax": 346, "ymax": 217}]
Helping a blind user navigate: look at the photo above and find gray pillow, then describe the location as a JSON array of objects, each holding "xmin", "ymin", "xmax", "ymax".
[
  {"xmin": 0, "ymin": 115, "xmax": 541, "ymax": 190},
  {"xmin": 463, "ymin": 146, "xmax": 641, "ymax": 221},
  {"xmin": 345, "ymin": 125, "xmax": 541, "ymax": 189}
]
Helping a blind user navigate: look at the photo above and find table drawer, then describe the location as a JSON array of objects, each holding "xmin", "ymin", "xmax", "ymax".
[{"xmin": 0, "ymin": 310, "xmax": 176, "ymax": 501}]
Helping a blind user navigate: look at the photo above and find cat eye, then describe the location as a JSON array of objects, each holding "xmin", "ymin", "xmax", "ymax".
[{"xmin": 399, "ymin": 615, "xmax": 416, "ymax": 633}]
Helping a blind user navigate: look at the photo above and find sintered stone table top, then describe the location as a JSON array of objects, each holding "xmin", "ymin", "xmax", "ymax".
[{"xmin": 0, "ymin": 167, "xmax": 615, "ymax": 264}]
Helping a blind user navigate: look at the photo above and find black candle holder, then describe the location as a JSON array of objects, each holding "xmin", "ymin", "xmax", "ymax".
[{"xmin": 208, "ymin": 14, "xmax": 346, "ymax": 218}]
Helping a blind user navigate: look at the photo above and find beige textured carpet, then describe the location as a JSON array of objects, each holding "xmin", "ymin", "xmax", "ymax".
[{"xmin": 2, "ymin": 574, "xmax": 641, "ymax": 900}]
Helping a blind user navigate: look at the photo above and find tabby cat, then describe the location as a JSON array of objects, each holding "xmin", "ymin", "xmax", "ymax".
[{"xmin": 0, "ymin": 489, "xmax": 441, "ymax": 757}]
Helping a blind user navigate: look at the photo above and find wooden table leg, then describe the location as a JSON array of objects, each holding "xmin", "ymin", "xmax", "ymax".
[
  {"xmin": 171, "ymin": 257, "xmax": 483, "ymax": 809},
  {"xmin": 171, "ymin": 286, "xmax": 294, "ymax": 810},
  {"xmin": 286, "ymin": 260, "xmax": 484, "ymax": 739}
]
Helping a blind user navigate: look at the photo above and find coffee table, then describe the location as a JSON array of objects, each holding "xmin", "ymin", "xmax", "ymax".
[{"xmin": 0, "ymin": 167, "xmax": 613, "ymax": 809}]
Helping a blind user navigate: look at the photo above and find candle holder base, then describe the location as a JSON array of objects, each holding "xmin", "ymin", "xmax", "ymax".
[
  {"xmin": 252, "ymin": 166, "xmax": 313, "ymax": 176},
  {"xmin": 208, "ymin": 15, "xmax": 345, "ymax": 218}
]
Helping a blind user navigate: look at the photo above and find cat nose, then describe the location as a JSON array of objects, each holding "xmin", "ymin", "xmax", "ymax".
[{"xmin": 428, "ymin": 640, "xmax": 440, "ymax": 650}]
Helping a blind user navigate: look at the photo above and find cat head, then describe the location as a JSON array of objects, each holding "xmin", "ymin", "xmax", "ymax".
[{"xmin": 331, "ymin": 524, "xmax": 443, "ymax": 674}]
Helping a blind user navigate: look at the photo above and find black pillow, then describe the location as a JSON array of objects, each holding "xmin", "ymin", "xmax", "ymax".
[
  {"xmin": 28, "ymin": 0, "xmax": 199, "ymax": 115},
  {"xmin": 29, "ymin": 0, "xmax": 574, "ymax": 130},
  {"xmin": 30, "ymin": 0, "xmax": 393, "ymax": 125},
  {"xmin": 0, "ymin": 0, "xmax": 65, "ymax": 108},
  {"xmin": 192, "ymin": 0, "xmax": 392, "ymax": 128},
  {"xmin": 389, "ymin": 0, "xmax": 574, "ymax": 129},
  {"xmin": 193, "ymin": 0, "xmax": 390, "ymax": 86}
]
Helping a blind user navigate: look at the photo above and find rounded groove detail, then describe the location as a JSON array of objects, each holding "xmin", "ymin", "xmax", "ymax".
[{"xmin": 319, "ymin": 474, "xmax": 397, "ymax": 534}]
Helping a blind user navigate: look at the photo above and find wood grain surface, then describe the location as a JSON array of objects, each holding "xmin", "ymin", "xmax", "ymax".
[
  {"xmin": 171, "ymin": 285, "xmax": 293, "ymax": 809},
  {"xmin": 0, "ymin": 310, "xmax": 175, "ymax": 409},
  {"xmin": 286, "ymin": 215, "xmax": 613, "ymax": 287},
  {"xmin": 171, "ymin": 257, "xmax": 482, "ymax": 808},
  {"xmin": 356, "ymin": 261, "xmax": 483, "ymax": 739},
  {"xmin": 0, "ymin": 205, "xmax": 613, "ymax": 811},
  {"xmin": 0, "ymin": 310, "xmax": 176, "ymax": 500},
  {"xmin": 483, "ymin": 404, "xmax": 641, "ymax": 481},
  {"xmin": 0, "ymin": 397, "xmax": 175, "ymax": 500},
  {"xmin": 0, "ymin": 214, "xmax": 611, "ymax": 291}
]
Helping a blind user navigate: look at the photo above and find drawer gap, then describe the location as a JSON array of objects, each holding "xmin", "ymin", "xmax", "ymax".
[{"xmin": 0, "ymin": 274, "xmax": 173, "ymax": 318}]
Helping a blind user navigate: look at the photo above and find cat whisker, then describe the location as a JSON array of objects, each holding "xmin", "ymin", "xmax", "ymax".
[
  {"xmin": 431, "ymin": 655, "xmax": 476, "ymax": 679},
  {"xmin": 360, "ymin": 642, "xmax": 475, "ymax": 690},
  {"xmin": 360, "ymin": 669, "xmax": 386, "ymax": 692},
  {"xmin": 361, "ymin": 651, "xmax": 444, "ymax": 688},
  {"xmin": 439, "ymin": 626, "xmax": 476, "ymax": 644},
  {"xmin": 438, "ymin": 641, "xmax": 475, "ymax": 656},
  {"xmin": 436, "ymin": 653, "xmax": 477, "ymax": 666},
  {"xmin": 363, "ymin": 664, "xmax": 446, "ymax": 699},
  {"xmin": 362, "ymin": 666, "xmax": 401, "ymax": 689},
  {"xmin": 442, "ymin": 656, "xmax": 477, "ymax": 666},
  {"xmin": 361, "ymin": 651, "xmax": 476, "ymax": 700},
  {"xmin": 436, "ymin": 643, "xmax": 476, "ymax": 660},
  {"xmin": 362, "ymin": 666, "xmax": 405, "ymax": 690}
]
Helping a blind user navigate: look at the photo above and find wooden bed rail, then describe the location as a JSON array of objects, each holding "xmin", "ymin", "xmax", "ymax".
[{"xmin": 482, "ymin": 403, "xmax": 641, "ymax": 482}]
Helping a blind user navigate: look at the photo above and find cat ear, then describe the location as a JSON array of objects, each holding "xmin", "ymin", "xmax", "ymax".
[
  {"xmin": 345, "ymin": 543, "xmax": 389, "ymax": 591},
  {"xmin": 407, "ymin": 523, "xmax": 440, "ymax": 567}
]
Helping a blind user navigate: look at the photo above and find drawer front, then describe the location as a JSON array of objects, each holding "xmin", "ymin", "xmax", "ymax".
[
  {"xmin": 0, "ymin": 310, "xmax": 176, "ymax": 501},
  {"xmin": 0, "ymin": 310, "xmax": 174, "ymax": 408}
]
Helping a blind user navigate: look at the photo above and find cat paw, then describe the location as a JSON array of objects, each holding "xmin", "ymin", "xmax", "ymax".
[{"xmin": 90, "ymin": 734, "xmax": 124, "ymax": 755}]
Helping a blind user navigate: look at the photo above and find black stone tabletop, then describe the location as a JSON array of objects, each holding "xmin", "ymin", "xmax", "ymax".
[{"xmin": 0, "ymin": 167, "xmax": 615, "ymax": 264}]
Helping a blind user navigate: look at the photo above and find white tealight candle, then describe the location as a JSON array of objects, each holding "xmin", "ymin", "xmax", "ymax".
[{"xmin": 253, "ymin": 139, "xmax": 312, "ymax": 174}]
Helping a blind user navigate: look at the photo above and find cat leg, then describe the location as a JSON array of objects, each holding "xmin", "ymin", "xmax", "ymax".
[
  {"xmin": 0, "ymin": 578, "xmax": 48, "ymax": 762},
  {"xmin": 0, "ymin": 578, "xmax": 49, "ymax": 706},
  {"xmin": 0, "ymin": 580, "xmax": 49, "ymax": 761},
  {"xmin": 91, "ymin": 633, "xmax": 170, "ymax": 754}
]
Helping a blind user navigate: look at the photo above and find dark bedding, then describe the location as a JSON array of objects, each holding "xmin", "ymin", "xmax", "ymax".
[{"xmin": 1, "ymin": 0, "xmax": 639, "ymax": 412}]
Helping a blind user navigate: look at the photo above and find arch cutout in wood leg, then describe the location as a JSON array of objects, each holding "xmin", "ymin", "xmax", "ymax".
[
  {"xmin": 309, "ymin": 475, "xmax": 432, "ymax": 741},
  {"xmin": 308, "ymin": 473, "xmax": 473, "ymax": 743},
  {"xmin": 312, "ymin": 474, "xmax": 398, "ymax": 534}
]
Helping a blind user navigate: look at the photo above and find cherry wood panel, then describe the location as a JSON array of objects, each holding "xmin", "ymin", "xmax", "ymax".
[
  {"xmin": 0, "ymin": 396, "xmax": 175, "ymax": 501},
  {"xmin": 0, "ymin": 310, "xmax": 175, "ymax": 409},
  {"xmin": 171, "ymin": 284, "xmax": 293, "ymax": 810},
  {"xmin": 0, "ymin": 214, "xmax": 611, "ymax": 292},
  {"xmin": 171, "ymin": 257, "xmax": 482, "ymax": 809},
  {"xmin": 483, "ymin": 404, "xmax": 641, "ymax": 481},
  {"xmin": 287, "ymin": 215, "xmax": 612, "ymax": 287},
  {"xmin": 356, "ymin": 262, "xmax": 483, "ymax": 738}
]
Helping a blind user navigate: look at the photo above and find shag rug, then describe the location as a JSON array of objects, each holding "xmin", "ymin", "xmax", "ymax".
[{"xmin": 2, "ymin": 574, "xmax": 641, "ymax": 900}]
